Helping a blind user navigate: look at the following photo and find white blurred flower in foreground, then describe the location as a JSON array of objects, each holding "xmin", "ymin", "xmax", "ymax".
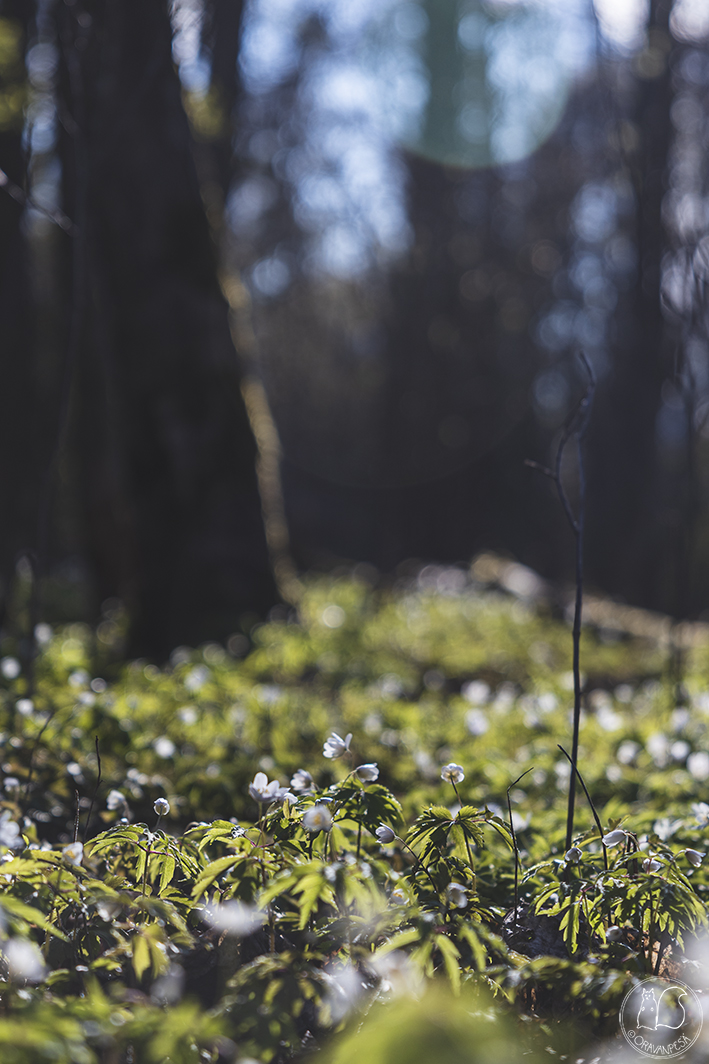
[
  {"xmin": 323, "ymin": 732, "xmax": 352, "ymax": 759},
  {"xmin": 390, "ymin": 887, "xmax": 407, "ymax": 904},
  {"xmin": 63, "ymin": 842, "xmax": 83, "ymax": 867},
  {"xmin": 606, "ymin": 925, "xmax": 623, "ymax": 942},
  {"xmin": 0, "ymin": 657, "xmax": 20, "ymax": 680},
  {"xmin": 0, "ymin": 812, "xmax": 22, "ymax": 850},
  {"xmin": 370, "ymin": 950, "xmax": 423, "ymax": 997},
  {"xmin": 440, "ymin": 763, "xmax": 465, "ymax": 784},
  {"xmin": 602, "ymin": 829, "xmax": 627, "ymax": 847},
  {"xmin": 248, "ymin": 772, "xmax": 293, "ymax": 805},
  {"xmin": 693, "ymin": 802, "xmax": 709, "ymax": 827},
  {"xmin": 151, "ymin": 963, "xmax": 185, "ymax": 1005},
  {"xmin": 303, "ymin": 804, "xmax": 333, "ymax": 833},
  {"xmin": 321, "ymin": 962, "xmax": 367, "ymax": 1023},
  {"xmin": 107, "ymin": 789, "xmax": 127, "ymax": 811},
  {"xmin": 376, "ymin": 824, "xmax": 396, "ymax": 844},
  {"xmin": 204, "ymin": 901, "xmax": 266, "ymax": 936},
  {"xmin": 355, "ymin": 763, "xmax": 379, "ymax": 782},
  {"xmin": 3, "ymin": 939, "xmax": 45, "ymax": 982}
]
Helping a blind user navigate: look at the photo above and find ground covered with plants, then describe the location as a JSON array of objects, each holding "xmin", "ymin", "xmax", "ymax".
[{"xmin": 2, "ymin": 561, "xmax": 709, "ymax": 1062}]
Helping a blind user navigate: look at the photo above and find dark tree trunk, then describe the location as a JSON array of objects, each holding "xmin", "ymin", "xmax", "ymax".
[
  {"xmin": 0, "ymin": 0, "xmax": 37, "ymax": 626},
  {"xmin": 586, "ymin": 0, "xmax": 674, "ymax": 608},
  {"xmin": 54, "ymin": 0, "xmax": 277, "ymax": 657}
]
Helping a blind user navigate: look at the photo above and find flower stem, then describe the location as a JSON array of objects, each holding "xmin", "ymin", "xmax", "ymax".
[{"xmin": 452, "ymin": 782, "xmax": 475, "ymax": 877}]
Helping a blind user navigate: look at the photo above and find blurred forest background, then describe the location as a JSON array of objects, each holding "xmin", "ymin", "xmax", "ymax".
[{"xmin": 1, "ymin": 0, "xmax": 709, "ymax": 658}]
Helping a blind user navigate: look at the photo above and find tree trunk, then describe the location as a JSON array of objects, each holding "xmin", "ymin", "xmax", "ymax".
[{"xmin": 54, "ymin": 0, "xmax": 277, "ymax": 657}]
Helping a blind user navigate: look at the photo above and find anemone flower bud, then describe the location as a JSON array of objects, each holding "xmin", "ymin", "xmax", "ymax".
[
  {"xmin": 376, "ymin": 824, "xmax": 396, "ymax": 844},
  {"xmin": 355, "ymin": 763, "xmax": 379, "ymax": 782},
  {"xmin": 303, "ymin": 804, "xmax": 333, "ymax": 834},
  {"xmin": 153, "ymin": 798, "xmax": 170, "ymax": 817},
  {"xmin": 606, "ymin": 925, "xmax": 623, "ymax": 942},
  {"xmin": 440, "ymin": 763, "xmax": 465, "ymax": 784},
  {"xmin": 643, "ymin": 857, "xmax": 662, "ymax": 873},
  {"xmin": 565, "ymin": 847, "xmax": 583, "ymax": 863},
  {"xmin": 687, "ymin": 849, "xmax": 705, "ymax": 868},
  {"xmin": 602, "ymin": 829, "xmax": 627, "ymax": 847}
]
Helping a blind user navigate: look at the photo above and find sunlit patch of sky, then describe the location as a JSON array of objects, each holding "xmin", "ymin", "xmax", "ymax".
[
  {"xmin": 171, "ymin": 0, "xmax": 705, "ymax": 285},
  {"xmin": 592, "ymin": 0, "xmax": 648, "ymax": 52},
  {"xmin": 231, "ymin": 0, "xmax": 605, "ymax": 280}
]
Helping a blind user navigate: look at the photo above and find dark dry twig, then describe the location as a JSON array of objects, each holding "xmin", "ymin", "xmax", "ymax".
[
  {"xmin": 526, "ymin": 351, "xmax": 595, "ymax": 851},
  {"xmin": 72, "ymin": 789, "xmax": 81, "ymax": 844},
  {"xmin": 0, "ymin": 167, "xmax": 76, "ymax": 234},
  {"xmin": 557, "ymin": 745, "xmax": 608, "ymax": 870},
  {"xmin": 82, "ymin": 737, "xmax": 102, "ymax": 843},
  {"xmin": 507, "ymin": 768, "xmax": 533, "ymax": 927}
]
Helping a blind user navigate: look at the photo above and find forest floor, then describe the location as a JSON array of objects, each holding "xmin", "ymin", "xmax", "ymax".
[{"xmin": 0, "ymin": 557, "xmax": 708, "ymax": 1062}]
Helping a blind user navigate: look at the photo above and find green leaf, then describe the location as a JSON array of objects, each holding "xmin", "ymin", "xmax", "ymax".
[
  {"xmin": 158, "ymin": 853, "xmax": 176, "ymax": 896},
  {"xmin": 433, "ymin": 933, "xmax": 461, "ymax": 994},
  {"xmin": 132, "ymin": 932, "xmax": 151, "ymax": 981},
  {"xmin": 191, "ymin": 855, "xmax": 240, "ymax": 898},
  {"xmin": 0, "ymin": 897, "xmax": 68, "ymax": 940}
]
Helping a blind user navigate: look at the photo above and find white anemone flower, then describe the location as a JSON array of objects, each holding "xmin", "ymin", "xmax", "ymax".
[
  {"xmin": 370, "ymin": 950, "xmax": 423, "ymax": 997},
  {"xmin": 0, "ymin": 812, "xmax": 22, "ymax": 850},
  {"xmin": 565, "ymin": 847, "xmax": 583, "ymax": 863},
  {"xmin": 445, "ymin": 883, "xmax": 468, "ymax": 908},
  {"xmin": 106, "ymin": 789, "xmax": 127, "ymax": 811},
  {"xmin": 248, "ymin": 772, "xmax": 293, "ymax": 805},
  {"xmin": 290, "ymin": 769, "xmax": 314, "ymax": 794},
  {"xmin": 440, "ymin": 763, "xmax": 465, "ymax": 784},
  {"xmin": 302, "ymin": 804, "xmax": 333, "ymax": 834},
  {"xmin": 321, "ymin": 962, "xmax": 367, "ymax": 1023},
  {"xmin": 355, "ymin": 763, "xmax": 379, "ymax": 782},
  {"xmin": 687, "ymin": 849, "xmax": 705, "ymax": 867},
  {"xmin": 204, "ymin": 901, "xmax": 266, "ymax": 937},
  {"xmin": 62, "ymin": 842, "xmax": 83, "ymax": 867},
  {"xmin": 606, "ymin": 925, "xmax": 623, "ymax": 942},
  {"xmin": 693, "ymin": 802, "xmax": 709, "ymax": 827},
  {"xmin": 153, "ymin": 798, "xmax": 170, "ymax": 817},
  {"xmin": 376, "ymin": 824, "xmax": 396, "ymax": 844},
  {"xmin": 643, "ymin": 857, "xmax": 662, "ymax": 873},
  {"xmin": 602, "ymin": 829, "xmax": 628, "ymax": 847},
  {"xmin": 323, "ymin": 732, "xmax": 352, "ymax": 759},
  {"xmin": 3, "ymin": 939, "xmax": 46, "ymax": 982}
]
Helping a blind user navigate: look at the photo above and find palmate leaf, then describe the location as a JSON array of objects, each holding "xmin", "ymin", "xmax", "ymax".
[
  {"xmin": 87, "ymin": 825, "xmax": 146, "ymax": 856},
  {"xmin": 188, "ymin": 821, "xmax": 244, "ymax": 852}
]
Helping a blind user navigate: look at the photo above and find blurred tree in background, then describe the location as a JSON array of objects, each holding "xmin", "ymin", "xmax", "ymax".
[{"xmin": 1, "ymin": 0, "xmax": 709, "ymax": 655}]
